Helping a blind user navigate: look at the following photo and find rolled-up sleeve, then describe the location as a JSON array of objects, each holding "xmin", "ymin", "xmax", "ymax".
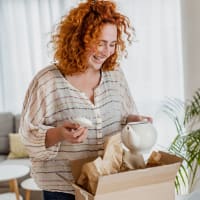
[
  {"xmin": 19, "ymin": 78, "xmax": 60, "ymax": 161},
  {"xmin": 118, "ymin": 68, "xmax": 138, "ymax": 124}
]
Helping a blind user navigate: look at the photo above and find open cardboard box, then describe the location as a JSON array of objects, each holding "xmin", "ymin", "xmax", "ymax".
[{"xmin": 71, "ymin": 151, "xmax": 182, "ymax": 200}]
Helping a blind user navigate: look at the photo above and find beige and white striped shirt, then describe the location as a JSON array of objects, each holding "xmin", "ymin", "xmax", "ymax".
[{"xmin": 19, "ymin": 64, "xmax": 137, "ymax": 193}]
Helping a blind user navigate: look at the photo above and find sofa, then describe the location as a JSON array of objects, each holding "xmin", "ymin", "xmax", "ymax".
[{"xmin": 0, "ymin": 112, "xmax": 42, "ymax": 199}]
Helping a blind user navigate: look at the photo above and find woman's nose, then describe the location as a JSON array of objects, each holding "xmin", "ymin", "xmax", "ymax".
[{"xmin": 102, "ymin": 45, "xmax": 112, "ymax": 57}]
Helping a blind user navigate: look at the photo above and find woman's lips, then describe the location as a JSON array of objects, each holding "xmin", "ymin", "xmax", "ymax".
[{"xmin": 93, "ymin": 55, "xmax": 106, "ymax": 64}]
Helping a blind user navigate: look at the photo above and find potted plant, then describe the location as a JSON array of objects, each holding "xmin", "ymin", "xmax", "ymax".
[{"xmin": 162, "ymin": 88, "xmax": 200, "ymax": 194}]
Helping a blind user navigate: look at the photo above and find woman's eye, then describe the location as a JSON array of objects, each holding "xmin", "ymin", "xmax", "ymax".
[
  {"xmin": 110, "ymin": 44, "xmax": 116, "ymax": 47},
  {"xmin": 96, "ymin": 42, "xmax": 116, "ymax": 48},
  {"xmin": 110, "ymin": 42, "xmax": 117, "ymax": 47},
  {"xmin": 97, "ymin": 42, "xmax": 104, "ymax": 46}
]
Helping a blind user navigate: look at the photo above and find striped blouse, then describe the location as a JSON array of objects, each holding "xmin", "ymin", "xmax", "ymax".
[{"xmin": 19, "ymin": 64, "xmax": 137, "ymax": 193}]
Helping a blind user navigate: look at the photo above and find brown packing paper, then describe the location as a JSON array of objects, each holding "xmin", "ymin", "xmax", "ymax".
[
  {"xmin": 77, "ymin": 133, "xmax": 123, "ymax": 194},
  {"xmin": 146, "ymin": 151, "xmax": 163, "ymax": 167},
  {"xmin": 102, "ymin": 132, "xmax": 123, "ymax": 173},
  {"xmin": 77, "ymin": 157, "xmax": 103, "ymax": 195}
]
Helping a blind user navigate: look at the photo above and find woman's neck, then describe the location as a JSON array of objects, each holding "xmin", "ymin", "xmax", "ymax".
[{"xmin": 66, "ymin": 68, "xmax": 101, "ymax": 90}]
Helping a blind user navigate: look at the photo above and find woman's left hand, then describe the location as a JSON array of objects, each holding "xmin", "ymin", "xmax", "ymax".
[{"xmin": 126, "ymin": 114, "xmax": 153, "ymax": 124}]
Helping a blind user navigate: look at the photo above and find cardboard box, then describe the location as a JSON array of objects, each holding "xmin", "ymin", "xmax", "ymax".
[{"xmin": 71, "ymin": 151, "xmax": 182, "ymax": 200}]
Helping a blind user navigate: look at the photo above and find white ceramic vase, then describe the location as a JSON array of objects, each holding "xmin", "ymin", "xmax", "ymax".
[{"xmin": 121, "ymin": 121, "xmax": 157, "ymax": 153}]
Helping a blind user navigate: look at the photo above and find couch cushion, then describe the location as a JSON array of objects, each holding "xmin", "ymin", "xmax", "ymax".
[
  {"xmin": 0, "ymin": 112, "xmax": 14, "ymax": 154},
  {"xmin": 7, "ymin": 133, "xmax": 29, "ymax": 159}
]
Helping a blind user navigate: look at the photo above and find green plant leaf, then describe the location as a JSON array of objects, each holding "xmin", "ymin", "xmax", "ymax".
[{"xmin": 161, "ymin": 89, "xmax": 200, "ymax": 194}]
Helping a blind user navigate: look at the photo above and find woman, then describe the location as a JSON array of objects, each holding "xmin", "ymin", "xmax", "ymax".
[{"xmin": 19, "ymin": 0, "xmax": 152, "ymax": 199}]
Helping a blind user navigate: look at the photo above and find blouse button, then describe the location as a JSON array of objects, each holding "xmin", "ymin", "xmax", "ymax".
[
  {"xmin": 96, "ymin": 117, "xmax": 102, "ymax": 123},
  {"xmin": 97, "ymin": 132, "xmax": 102, "ymax": 138}
]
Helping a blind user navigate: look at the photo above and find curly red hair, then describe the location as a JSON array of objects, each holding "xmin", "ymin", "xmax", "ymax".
[{"xmin": 51, "ymin": 0, "xmax": 134, "ymax": 75}]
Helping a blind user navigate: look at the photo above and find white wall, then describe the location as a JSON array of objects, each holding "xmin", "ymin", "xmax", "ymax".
[
  {"xmin": 180, "ymin": 0, "xmax": 200, "ymax": 192},
  {"xmin": 181, "ymin": 0, "xmax": 200, "ymax": 100}
]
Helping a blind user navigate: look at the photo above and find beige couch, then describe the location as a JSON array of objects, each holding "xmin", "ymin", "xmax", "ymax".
[{"xmin": 0, "ymin": 112, "xmax": 42, "ymax": 199}]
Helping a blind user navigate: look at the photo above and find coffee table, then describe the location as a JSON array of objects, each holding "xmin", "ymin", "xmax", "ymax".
[{"xmin": 0, "ymin": 164, "xmax": 30, "ymax": 200}]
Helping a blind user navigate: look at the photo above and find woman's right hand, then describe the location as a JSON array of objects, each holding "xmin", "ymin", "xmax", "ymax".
[
  {"xmin": 45, "ymin": 120, "xmax": 88, "ymax": 148},
  {"xmin": 59, "ymin": 121, "xmax": 88, "ymax": 143}
]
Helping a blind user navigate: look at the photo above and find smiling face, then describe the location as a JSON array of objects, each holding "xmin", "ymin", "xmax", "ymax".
[{"xmin": 87, "ymin": 23, "xmax": 117, "ymax": 71}]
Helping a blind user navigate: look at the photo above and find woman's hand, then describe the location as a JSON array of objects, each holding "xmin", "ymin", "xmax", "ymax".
[
  {"xmin": 45, "ymin": 120, "xmax": 88, "ymax": 148},
  {"xmin": 126, "ymin": 114, "xmax": 153, "ymax": 124},
  {"xmin": 59, "ymin": 121, "xmax": 88, "ymax": 143}
]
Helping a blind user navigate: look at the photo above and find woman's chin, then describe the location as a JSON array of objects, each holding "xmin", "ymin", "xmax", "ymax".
[{"xmin": 89, "ymin": 63, "xmax": 103, "ymax": 71}]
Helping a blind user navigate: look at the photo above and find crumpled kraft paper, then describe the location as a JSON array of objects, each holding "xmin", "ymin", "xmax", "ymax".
[{"xmin": 77, "ymin": 133, "xmax": 123, "ymax": 194}]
